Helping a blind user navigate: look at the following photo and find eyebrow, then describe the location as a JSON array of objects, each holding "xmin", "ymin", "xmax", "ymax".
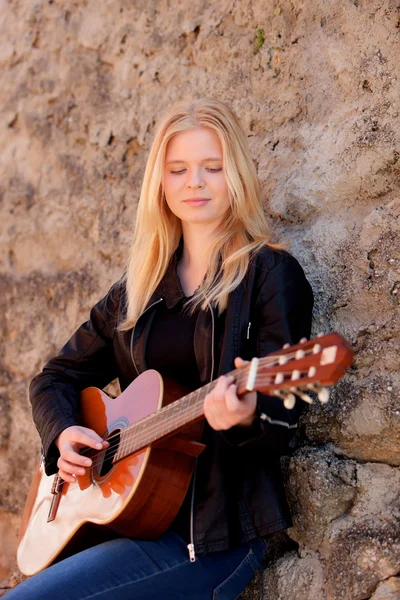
[{"xmin": 166, "ymin": 157, "xmax": 223, "ymax": 165}]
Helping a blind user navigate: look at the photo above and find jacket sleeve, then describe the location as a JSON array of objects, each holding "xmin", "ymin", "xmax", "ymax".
[
  {"xmin": 221, "ymin": 252, "xmax": 314, "ymax": 454},
  {"xmin": 30, "ymin": 281, "xmax": 122, "ymax": 475}
]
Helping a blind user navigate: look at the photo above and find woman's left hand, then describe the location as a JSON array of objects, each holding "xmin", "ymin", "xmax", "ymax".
[{"xmin": 204, "ymin": 357, "xmax": 257, "ymax": 430}]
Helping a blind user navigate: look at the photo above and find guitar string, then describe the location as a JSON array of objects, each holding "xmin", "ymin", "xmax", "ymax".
[
  {"xmin": 67, "ymin": 344, "xmax": 318, "ymax": 463},
  {"xmin": 78, "ymin": 347, "xmax": 310, "ymax": 460},
  {"xmin": 52, "ymin": 397, "xmax": 212, "ymax": 493},
  {"xmin": 48, "ymin": 379, "xmax": 223, "ymax": 475},
  {"xmin": 52, "ymin": 369, "xmax": 316, "ymax": 487},
  {"xmin": 50, "ymin": 348, "xmax": 334, "ymax": 494},
  {"xmin": 108, "ymin": 352, "xmax": 321, "ymax": 466},
  {"xmin": 47, "ymin": 390, "xmax": 209, "ymax": 475},
  {"xmin": 49, "ymin": 368, "xmax": 318, "ymax": 478},
  {"xmin": 46, "ymin": 379, "xmax": 218, "ymax": 471},
  {"xmin": 49, "ymin": 367, "xmax": 318, "ymax": 482},
  {"xmin": 49, "ymin": 366, "xmax": 277, "ymax": 475},
  {"xmin": 112, "ymin": 365, "xmax": 319, "ymax": 464},
  {"xmin": 52, "ymin": 367, "xmax": 322, "ymax": 493},
  {"xmin": 46, "ymin": 359, "xmax": 260, "ymax": 471},
  {"xmin": 45, "ymin": 347, "xmax": 320, "ymax": 474},
  {"xmin": 53, "ymin": 375, "xmax": 319, "ymax": 494}
]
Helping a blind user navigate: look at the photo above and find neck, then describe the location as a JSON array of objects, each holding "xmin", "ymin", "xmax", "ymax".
[{"xmin": 180, "ymin": 223, "xmax": 217, "ymax": 272}]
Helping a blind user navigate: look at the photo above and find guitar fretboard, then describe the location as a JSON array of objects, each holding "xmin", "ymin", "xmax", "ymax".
[{"xmin": 114, "ymin": 368, "xmax": 247, "ymax": 461}]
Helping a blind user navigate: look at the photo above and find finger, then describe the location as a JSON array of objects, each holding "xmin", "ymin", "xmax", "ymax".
[
  {"xmin": 61, "ymin": 447, "xmax": 93, "ymax": 468},
  {"xmin": 216, "ymin": 374, "xmax": 235, "ymax": 395},
  {"xmin": 204, "ymin": 375, "xmax": 236, "ymax": 430},
  {"xmin": 205, "ymin": 387, "xmax": 235, "ymax": 431},
  {"xmin": 204, "ymin": 394, "xmax": 222, "ymax": 430},
  {"xmin": 70, "ymin": 430, "xmax": 109, "ymax": 450},
  {"xmin": 58, "ymin": 469, "xmax": 76, "ymax": 483},
  {"xmin": 57, "ymin": 457, "xmax": 86, "ymax": 477},
  {"xmin": 205, "ymin": 375, "xmax": 233, "ymax": 406},
  {"xmin": 226, "ymin": 387, "xmax": 257, "ymax": 426},
  {"xmin": 225, "ymin": 383, "xmax": 242, "ymax": 414},
  {"xmin": 80, "ymin": 427, "xmax": 110, "ymax": 446}
]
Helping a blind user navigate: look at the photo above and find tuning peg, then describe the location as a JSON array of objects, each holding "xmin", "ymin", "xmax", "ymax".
[
  {"xmin": 306, "ymin": 384, "xmax": 330, "ymax": 404},
  {"xmin": 300, "ymin": 337, "xmax": 307, "ymax": 343},
  {"xmin": 317, "ymin": 388, "xmax": 329, "ymax": 404},
  {"xmin": 283, "ymin": 343, "xmax": 290, "ymax": 349},
  {"xmin": 283, "ymin": 393, "xmax": 296, "ymax": 409},
  {"xmin": 290, "ymin": 388, "xmax": 313, "ymax": 404},
  {"xmin": 295, "ymin": 349, "xmax": 305, "ymax": 359},
  {"xmin": 317, "ymin": 332, "xmax": 324, "ymax": 338},
  {"xmin": 273, "ymin": 390, "xmax": 296, "ymax": 409},
  {"xmin": 312, "ymin": 344, "xmax": 322, "ymax": 354}
]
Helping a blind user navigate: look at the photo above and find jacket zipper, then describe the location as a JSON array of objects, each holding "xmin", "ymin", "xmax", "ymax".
[
  {"xmin": 187, "ymin": 300, "xmax": 215, "ymax": 562},
  {"xmin": 187, "ymin": 460, "xmax": 197, "ymax": 562},
  {"xmin": 129, "ymin": 297, "xmax": 164, "ymax": 376}
]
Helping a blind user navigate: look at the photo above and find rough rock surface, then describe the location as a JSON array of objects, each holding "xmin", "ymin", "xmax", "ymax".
[
  {"xmin": 1, "ymin": 0, "xmax": 399, "ymax": 598},
  {"xmin": 370, "ymin": 578, "xmax": 400, "ymax": 600}
]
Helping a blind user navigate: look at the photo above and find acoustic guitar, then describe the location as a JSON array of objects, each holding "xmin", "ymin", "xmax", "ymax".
[{"xmin": 17, "ymin": 333, "xmax": 353, "ymax": 576}]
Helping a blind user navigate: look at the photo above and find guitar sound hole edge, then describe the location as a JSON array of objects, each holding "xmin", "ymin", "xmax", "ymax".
[{"xmin": 93, "ymin": 429, "xmax": 121, "ymax": 481}]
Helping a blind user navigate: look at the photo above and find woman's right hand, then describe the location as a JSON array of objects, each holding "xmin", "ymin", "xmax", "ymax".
[{"xmin": 55, "ymin": 426, "xmax": 109, "ymax": 483}]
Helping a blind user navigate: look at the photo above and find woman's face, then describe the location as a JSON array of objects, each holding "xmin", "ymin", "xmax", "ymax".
[{"xmin": 163, "ymin": 128, "xmax": 231, "ymax": 228}]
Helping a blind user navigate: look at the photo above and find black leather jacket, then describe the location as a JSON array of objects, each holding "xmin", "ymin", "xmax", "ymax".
[{"xmin": 30, "ymin": 245, "xmax": 313, "ymax": 556}]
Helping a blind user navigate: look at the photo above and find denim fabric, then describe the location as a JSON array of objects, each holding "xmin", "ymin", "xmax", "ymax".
[{"xmin": 7, "ymin": 532, "xmax": 268, "ymax": 600}]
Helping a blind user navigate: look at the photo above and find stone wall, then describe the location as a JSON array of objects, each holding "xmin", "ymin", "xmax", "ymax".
[{"xmin": 1, "ymin": 0, "xmax": 399, "ymax": 597}]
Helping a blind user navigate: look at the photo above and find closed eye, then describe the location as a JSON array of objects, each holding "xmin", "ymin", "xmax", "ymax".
[{"xmin": 170, "ymin": 168, "xmax": 223, "ymax": 175}]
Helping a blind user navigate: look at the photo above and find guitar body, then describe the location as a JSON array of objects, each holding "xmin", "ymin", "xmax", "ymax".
[{"xmin": 17, "ymin": 370, "xmax": 203, "ymax": 576}]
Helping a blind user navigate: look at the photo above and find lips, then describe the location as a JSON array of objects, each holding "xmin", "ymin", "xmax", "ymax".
[{"xmin": 183, "ymin": 197, "xmax": 211, "ymax": 206}]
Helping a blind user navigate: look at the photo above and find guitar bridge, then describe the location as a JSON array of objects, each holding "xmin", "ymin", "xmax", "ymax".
[{"xmin": 47, "ymin": 475, "xmax": 64, "ymax": 523}]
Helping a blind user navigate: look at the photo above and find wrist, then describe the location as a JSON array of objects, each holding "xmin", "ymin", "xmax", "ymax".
[{"xmin": 237, "ymin": 416, "xmax": 255, "ymax": 427}]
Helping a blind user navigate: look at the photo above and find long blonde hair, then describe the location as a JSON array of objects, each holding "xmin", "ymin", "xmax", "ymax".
[{"xmin": 119, "ymin": 97, "xmax": 278, "ymax": 331}]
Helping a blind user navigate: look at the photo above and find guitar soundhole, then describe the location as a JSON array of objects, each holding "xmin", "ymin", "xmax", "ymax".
[{"xmin": 97, "ymin": 429, "xmax": 120, "ymax": 478}]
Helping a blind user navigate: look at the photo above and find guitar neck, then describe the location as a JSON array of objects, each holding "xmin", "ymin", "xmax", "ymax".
[
  {"xmin": 114, "ymin": 332, "xmax": 354, "ymax": 462},
  {"xmin": 115, "ymin": 367, "xmax": 249, "ymax": 462}
]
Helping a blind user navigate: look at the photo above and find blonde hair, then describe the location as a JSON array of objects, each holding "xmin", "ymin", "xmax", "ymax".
[{"xmin": 119, "ymin": 97, "xmax": 278, "ymax": 331}]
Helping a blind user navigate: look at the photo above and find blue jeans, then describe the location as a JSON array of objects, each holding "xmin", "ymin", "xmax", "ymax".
[{"xmin": 7, "ymin": 531, "xmax": 268, "ymax": 599}]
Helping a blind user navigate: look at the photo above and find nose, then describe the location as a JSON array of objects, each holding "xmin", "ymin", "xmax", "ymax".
[{"xmin": 186, "ymin": 167, "xmax": 205, "ymax": 189}]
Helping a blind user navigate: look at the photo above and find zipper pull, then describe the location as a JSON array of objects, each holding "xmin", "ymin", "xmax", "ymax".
[
  {"xmin": 247, "ymin": 322, "xmax": 251, "ymax": 340},
  {"xmin": 187, "ymin": 543, "xmax": 196, "ymax": 562}
]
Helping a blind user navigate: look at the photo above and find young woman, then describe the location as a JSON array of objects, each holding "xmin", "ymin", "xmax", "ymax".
[{"xmin": 9, "ymin": 98, "xmax": 313, "ymax": 599}]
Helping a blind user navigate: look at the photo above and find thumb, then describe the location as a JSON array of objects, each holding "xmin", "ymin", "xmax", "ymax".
[{"xmin": 234, "ymin": 356, "xmax": 250, "ymax": 368}]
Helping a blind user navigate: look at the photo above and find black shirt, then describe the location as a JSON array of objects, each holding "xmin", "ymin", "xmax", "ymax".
[{"xmin": 145, "ymin": 296, "xmax": 202, "ymax": 392}]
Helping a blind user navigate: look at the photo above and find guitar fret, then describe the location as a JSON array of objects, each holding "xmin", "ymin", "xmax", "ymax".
[
  {"xmin": 115, "ymin": 380, "xmax": 217, "ymax": 461},
  {"xmin": 111, "ymin": 336, "xmax": 353, "ymax": 464}
]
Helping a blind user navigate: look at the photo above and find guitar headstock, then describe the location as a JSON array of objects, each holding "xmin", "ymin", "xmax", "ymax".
[{"xmin": 246, "ymin": 333, "xmax": 353, "ymax": 409}]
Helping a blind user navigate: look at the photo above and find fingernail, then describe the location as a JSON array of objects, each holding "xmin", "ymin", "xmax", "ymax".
[
  {"xmin": 96, "ymin": 443, "xmax": 102, "ymax": 449},
  {"xmin": 84, "ymin": 459, "xmax": 91, "ymax": 466}
]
